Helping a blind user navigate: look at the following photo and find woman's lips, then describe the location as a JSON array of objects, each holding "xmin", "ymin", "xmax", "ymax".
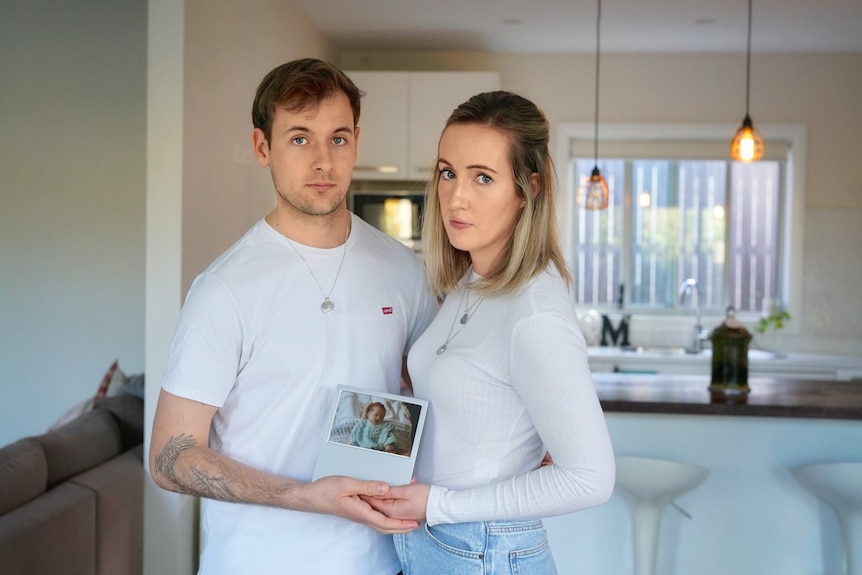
[{"xmin": 449, "ymin": 219, "xmax": 470, "ymax": 230}]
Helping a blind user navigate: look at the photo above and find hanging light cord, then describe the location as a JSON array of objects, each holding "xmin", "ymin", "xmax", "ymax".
[
  {"xmin": 745, "ymin": 0, "xmax": 752, "ymax": 117},
  {"xmin": 593, "ymin": 0, "xmax": 602, "ymax": 165}
]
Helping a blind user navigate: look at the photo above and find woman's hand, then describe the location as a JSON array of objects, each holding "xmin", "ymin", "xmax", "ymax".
[
  {"xmin": 362, "ymin": 481, "xmax": 431, "ymax": 523},
  {"xmin": 303, "ymin": 476, "xmax": 421, "ymax": 534}
]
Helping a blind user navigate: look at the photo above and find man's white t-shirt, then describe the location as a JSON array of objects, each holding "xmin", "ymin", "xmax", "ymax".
[{"xmin": 162, "ymin": 214, "xmax": 437, "ymax": 575}]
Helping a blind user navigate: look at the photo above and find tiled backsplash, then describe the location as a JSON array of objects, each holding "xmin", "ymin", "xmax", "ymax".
[{"xmin": 756, "ymin": 207, "xmax": 862, "ymax": 355}]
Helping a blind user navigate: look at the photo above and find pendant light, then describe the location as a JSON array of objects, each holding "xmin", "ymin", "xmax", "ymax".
[
  {"xmin": 576, "ymin": 0, "xmax": 609, "ymax": 210},
  {"xmin": 730, "ymin": 0, "xmax": 764, "ymax": 163}
]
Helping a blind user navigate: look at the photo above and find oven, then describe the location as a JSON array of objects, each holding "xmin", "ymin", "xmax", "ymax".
[{"xmin": 349, "ymin": 187, "xmax": 426, "ymax": 254}]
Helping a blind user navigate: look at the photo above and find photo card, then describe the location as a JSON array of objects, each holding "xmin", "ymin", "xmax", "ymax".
[{"xmin": 312, "ymin": 385, "xmax": 428, "ymax": 486}]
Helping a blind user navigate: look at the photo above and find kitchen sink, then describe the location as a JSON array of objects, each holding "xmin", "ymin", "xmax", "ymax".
[
  {"xmin": 588, "ymin": 346, "xmax": 786, "ymax": 360},
  {"xmin": 623, "ymin": 346, "xmax": 689, "ymax": 356}
]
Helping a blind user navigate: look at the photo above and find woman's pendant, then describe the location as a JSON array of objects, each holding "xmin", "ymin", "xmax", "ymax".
[
  {"xmin": 460, "ymin": 313, "xmax": 469, "ymax": 325},
  {"xmin": 320, "ymin": 298, "xmax": 335, "ymax": 314},
  {"xmin": 436, "ymin": 344, "xmax": 447, "ymax": 355}
]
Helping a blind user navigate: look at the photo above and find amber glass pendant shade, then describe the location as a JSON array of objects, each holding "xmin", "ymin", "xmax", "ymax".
[
  {"xmin": 730, "ymin": 115, "xmax": 764, "ymax": 163},
  {"xmin": 580, "ymin": 0, "xmax": 609, "ymax": 211},
  {"xmin": 576, "ymin": 166, "xmax": 609, "ymax": 211},
  {"xmin": 731, "ymin": 0, "xmax": 764, "ymax": 163}
]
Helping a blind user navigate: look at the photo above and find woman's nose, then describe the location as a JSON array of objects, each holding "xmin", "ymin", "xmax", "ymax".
[{"xmin": 446, "ymin": 182, "xmax": 467, "ymax": 210}]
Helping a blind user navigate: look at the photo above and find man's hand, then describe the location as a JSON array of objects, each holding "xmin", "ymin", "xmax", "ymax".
[
  {"xmin": 362, "ymin": 481, "xmax": 431, "ymax": 523},
  {"xmin": 300, "ymin": 476, "xmax": 421, "ymax": 534}
]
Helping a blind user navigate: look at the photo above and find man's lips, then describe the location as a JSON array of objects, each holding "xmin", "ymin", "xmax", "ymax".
[{"xmin": 307, "ymin": 182, "xmax": 336, "ymax": 192}]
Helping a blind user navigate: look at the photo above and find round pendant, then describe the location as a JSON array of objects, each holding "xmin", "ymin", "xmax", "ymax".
[
  {"xmin": 320, "ymin": 299, "xmax": 335, "ymax": 314},
  {"xmin": 436, "ymin": 344, "xmax": 447, "ymax": 355},
  {"xmin": 460, "ymin": 313, "xmax": 469, "ymax": 325}
]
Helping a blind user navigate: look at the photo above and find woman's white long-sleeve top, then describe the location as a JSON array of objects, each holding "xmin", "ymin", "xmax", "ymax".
[{"xmin": 408, "ymin": 267, "xmax": 616, "ymax": 526}]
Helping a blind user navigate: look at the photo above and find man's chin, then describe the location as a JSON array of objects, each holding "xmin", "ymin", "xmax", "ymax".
[{"xmin": 292, "ymin": 197, "xmax": 348, "ymax": 218}]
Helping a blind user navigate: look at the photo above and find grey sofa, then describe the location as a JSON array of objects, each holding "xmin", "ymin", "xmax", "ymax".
[{"xmin": 0, "ymin": 393, "xmax": 144, "ymax": 575}]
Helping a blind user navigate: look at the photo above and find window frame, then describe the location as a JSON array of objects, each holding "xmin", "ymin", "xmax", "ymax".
[{"xmin": 554, "ymin": 123, "xmax": 806, "ymax": 336}]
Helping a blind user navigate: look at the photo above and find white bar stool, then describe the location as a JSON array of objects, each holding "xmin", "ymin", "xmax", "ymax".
[
  {"xmin": 793, "ymin": 461, "xmax": 862, "ymax": 575},
  {"xmin": 614, "ymin": 455, "xmax": 709, "ymax": 575}
]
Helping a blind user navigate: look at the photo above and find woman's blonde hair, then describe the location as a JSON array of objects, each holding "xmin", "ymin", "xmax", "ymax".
[{"xmin": 422, "ymin": 90, "xmax": 571, "ymax": 297}]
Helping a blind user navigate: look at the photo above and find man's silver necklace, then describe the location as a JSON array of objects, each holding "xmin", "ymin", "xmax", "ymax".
[
  {"xmin": 273, "ymin": 213, "xmax": 348, "ymax": 314},
  {"xmin": 436, "ymin": 286, "xmax": 484, "ymax": 355}
]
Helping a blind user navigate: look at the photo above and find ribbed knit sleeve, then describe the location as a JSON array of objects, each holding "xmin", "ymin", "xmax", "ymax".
[{"xmin": 423, "ymin": 308, "xmax": 616, "ymax": 525}]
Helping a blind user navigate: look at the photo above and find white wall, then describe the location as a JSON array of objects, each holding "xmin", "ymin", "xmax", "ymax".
[
  {"xmin": 180, "ymin": 0, "xmax": 334, "ymax": 292},
  {"xmin": 340, "ymin": 51, "xmax": 862, "ymax": 356},
  {"xmin": 145, "ymin": 0, "xmax": 335, "ymax": 573},
  {"xmin": 0, "ymin": 0, "xmax": 147, "ymax": 447}
]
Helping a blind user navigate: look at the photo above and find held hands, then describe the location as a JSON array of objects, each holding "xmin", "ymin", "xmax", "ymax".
[
  {"xmin": 362, "ymin": 480, "xmax": 431, "ymax": 523},
  {"xmin": 305, "ymin": 475, "xmax": 420, "ymax": 534}
]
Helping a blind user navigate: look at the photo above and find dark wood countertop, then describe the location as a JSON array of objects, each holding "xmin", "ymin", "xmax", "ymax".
[{"xmin": 592, "ymin": 373, "xmax": 862, "ymax": 420}]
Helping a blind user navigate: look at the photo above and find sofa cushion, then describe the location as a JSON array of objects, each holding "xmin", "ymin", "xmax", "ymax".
[
  {"xmin": 94, "ymin": 394, "xmax": 144, "ymax": 451},
  {"xmin": 39, "ymin": 408, "xmax": 123, "ymax": 488},
  {"xmin": 70, "ymin": 445, "xmax": 144, "ymax": 575},
  {"xmin": 0, "ymin": 438, "xmax": 48, "ymax": 515},
  {"xmin": 0, "ymin": 481, "xmax": 97, "ymax": 575}
]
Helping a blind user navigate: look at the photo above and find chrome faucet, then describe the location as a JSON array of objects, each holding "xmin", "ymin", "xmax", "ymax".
[{"xmin": 678, "ymin": 278, "xmax": 709, "ymax": 354}]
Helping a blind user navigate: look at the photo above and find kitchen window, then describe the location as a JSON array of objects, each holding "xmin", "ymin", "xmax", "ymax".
[{"xmin": 555, "ymin": 124, "xmax": 806, "ymax": 332}]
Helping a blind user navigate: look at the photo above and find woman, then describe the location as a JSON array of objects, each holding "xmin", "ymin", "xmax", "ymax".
[{"xmin": 368, "ymin": 91, "xmax": 616, "ymax": 574}]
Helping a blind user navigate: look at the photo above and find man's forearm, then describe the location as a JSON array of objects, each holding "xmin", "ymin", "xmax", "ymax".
[{"xmin": 152, "ymin": 432, "xmax": 297, "ymax": 507}]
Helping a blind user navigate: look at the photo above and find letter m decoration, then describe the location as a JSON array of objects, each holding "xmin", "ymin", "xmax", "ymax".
[{"xmin": 600, "ymin": 314, "xmax": 631, "ymax": 347}]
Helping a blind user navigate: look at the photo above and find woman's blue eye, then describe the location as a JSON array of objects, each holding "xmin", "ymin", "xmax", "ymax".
[
  {"xmin": 477, "ymin": 174, "xmax": 493, "ymax": 184},
  {"xmin": 440, "ymin": 169, "xmax": 455, "ymax": 180}
]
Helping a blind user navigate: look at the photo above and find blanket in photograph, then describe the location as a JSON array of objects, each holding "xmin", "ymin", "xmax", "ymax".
[{"xmin": 328, "ymin": 392, "xmax": 413, "ymax": 453}]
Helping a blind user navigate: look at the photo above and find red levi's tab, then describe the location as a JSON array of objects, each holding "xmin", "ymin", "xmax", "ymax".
[{"xmin": 382, "ymin": 307, "xmax": 393, "ymax": 315}]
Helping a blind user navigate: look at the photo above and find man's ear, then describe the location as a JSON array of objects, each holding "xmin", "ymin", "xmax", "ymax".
[
  {"xmin": 353, "ymin": 125, "xmax": 361, "ymax": 160},
  {"xmin": 530, "ymin": 173, "xmax": 540, "ymax": 198},
  {"xmin": 252, "ymin": 128, "xmax": 270, "ymax": 167}
]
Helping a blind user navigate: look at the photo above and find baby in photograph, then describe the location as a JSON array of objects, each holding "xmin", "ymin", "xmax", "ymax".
[{"xmin": 349, "ymin": 402, "xmax": 398, "ymax": 453}]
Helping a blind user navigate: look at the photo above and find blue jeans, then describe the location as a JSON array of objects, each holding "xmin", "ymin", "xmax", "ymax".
[{"xmin": 393, "ymin": 519, "xmax": 557, "ymax": 575}]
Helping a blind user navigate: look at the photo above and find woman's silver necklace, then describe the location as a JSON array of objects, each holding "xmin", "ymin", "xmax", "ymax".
[
  {"xmin": 273, "ymin": 213, "xmax": 348, "ymax": 314},
  {"xmin": 436, "ymin": 287, "xmax": 484, "ymax": 355}
]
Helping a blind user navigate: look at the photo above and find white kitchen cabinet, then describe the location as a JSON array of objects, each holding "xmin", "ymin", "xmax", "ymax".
[
  {"xmin": 346, "ymin": 71, "xmax": 500, "ymax": 181},
  {"xmin": 346, "ymin": 72, "xmax": 410, "ymax": 180}
]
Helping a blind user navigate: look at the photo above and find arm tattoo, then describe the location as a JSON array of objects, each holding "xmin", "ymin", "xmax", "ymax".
[
  {"xmin": 155, "ymin": 433, "xmax": 196, "ymax": 487},
  {"xmin": 190, "ymin": 467, "xmax": 239, "ymax": 502},
  {"xmin": 155, "ymin": 433, "xmax": 240, "ymax": 502}
]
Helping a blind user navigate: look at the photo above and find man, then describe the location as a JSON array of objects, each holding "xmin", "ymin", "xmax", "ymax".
[{"xmin": 149, "ymin": 58, "xmax": 437, "ymax": 575}]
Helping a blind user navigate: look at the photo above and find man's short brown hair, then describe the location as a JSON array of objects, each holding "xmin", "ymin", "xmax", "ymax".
[{"xmin": 252, "ymin": 58, "xmax": 363, "ymax": 142}]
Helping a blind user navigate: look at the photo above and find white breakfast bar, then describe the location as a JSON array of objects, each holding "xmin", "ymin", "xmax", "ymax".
[{"xmin": 544, "ymin": 373, "xmax": 862, "ymax": 575}]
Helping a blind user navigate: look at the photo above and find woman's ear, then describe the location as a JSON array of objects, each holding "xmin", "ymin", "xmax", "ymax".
[{"xmin": 530, "ymin": 173, "xmax": 540, "ymax": 198}]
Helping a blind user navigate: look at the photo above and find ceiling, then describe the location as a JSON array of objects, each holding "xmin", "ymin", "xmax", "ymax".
[{"xmin": 290, "ymin": 0, "xmax": 862, "ymax": 54}]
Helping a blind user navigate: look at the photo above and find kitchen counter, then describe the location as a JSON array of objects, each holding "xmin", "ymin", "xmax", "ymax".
[
  {"xmin": 593, "ymin": 373, "xmax": 862, "ymax": 420},
  {"xmin": 587, "ymin": 346, "xmax": 862, "ymax": 380}
]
